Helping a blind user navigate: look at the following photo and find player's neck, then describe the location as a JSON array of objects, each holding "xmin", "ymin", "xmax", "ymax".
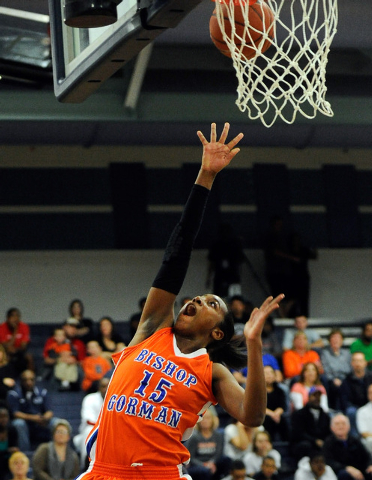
[{"xmin": 174, "ymin": 333, "xmax": 206, "ymax": 354}]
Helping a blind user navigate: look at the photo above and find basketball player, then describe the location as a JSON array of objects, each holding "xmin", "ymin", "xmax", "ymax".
[{"xmin": 78, "ymin": 123, "xmax": 284, "ymax": 480}]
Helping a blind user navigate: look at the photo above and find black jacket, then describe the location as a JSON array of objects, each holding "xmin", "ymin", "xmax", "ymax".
[
  {"xmin": 323, "ymin": 434, "xmax": 372, "ymax": 473},
  {"xmin": 290, "ymin": 404, "xmax": 331, "ymax": 446}
]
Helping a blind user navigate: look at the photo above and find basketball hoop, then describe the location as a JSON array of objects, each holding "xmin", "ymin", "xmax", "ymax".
[{"xmin": 211, "ymin": 0, "xmax": 338, "ymax": 127}]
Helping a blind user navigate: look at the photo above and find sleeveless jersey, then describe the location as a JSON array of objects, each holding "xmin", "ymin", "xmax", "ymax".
[{"xmin": 86, "ymin": 327, "xmax": 217, "ymax": 469}]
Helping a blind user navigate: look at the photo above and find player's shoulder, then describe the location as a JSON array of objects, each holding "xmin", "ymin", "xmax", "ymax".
[{"xmin": 212, "ymin": 362, "xmax": 232, "ymax": 381}]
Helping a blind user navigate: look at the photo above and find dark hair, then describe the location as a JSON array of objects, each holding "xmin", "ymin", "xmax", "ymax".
[
  {"xmin": 229, "ymin": 295, "xmax": 246, "ymax": 304},
  {"xmin": 207, "ymin": 311, "xmax": 247, "ymax": 370},
  {"xmin": 309, "ymin": 451, "xmax": 325, "ymax": 463},
  {"xmin": 262, "ymin": 455, "xmax": 276, "ymax": 463},
  {"xmin": 69, "ymin": 299, "xmax": 84, "ymax": 316},
  {"xmin": 231, "ymin": 460, "xmax": 246, "ymax": 472},
  {"xmin": 363, "ymin": 321, "xmax": 372, "ymax": 333},
  {"xmin": 6, "ymin": 308, "xmax": 20, "ymax": 319},
  {"xmin": 99, "ymin": 316, "xmax": 114, "ymax": 326}
]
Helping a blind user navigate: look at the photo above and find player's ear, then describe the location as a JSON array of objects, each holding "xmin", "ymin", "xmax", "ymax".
[{"xmin": 211, "ymin": 328, "xmax": 224, "ymax": 342}]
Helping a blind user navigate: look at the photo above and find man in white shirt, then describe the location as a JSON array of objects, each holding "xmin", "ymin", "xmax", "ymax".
[
  {"xmin": 73, "ymin": 377, "xmax": 109, "ymax": 467},
  {"xmin": 356, "ymin": 383, "xmax": 372, "ymax": 455}
]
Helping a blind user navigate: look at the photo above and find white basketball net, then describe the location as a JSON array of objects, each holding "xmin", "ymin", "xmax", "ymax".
[{"xmin": 214, "ymin": 0, "xmax": 338, "ymax": 127}]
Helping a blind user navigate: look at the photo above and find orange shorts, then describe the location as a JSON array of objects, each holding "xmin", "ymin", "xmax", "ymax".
[{"xmin": 77, "ymin": 461, "xmax": 192, "ymax": 480}]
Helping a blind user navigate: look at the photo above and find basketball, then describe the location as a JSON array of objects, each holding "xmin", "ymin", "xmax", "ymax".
[{"xmin": 209, "ymin": 0, "xmax": 275, "ymax": 60}]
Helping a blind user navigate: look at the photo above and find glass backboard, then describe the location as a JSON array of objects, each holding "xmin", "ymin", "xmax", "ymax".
[{"xmin": 48, "ymin": 0, "xmax": 202, "ymax": 103}]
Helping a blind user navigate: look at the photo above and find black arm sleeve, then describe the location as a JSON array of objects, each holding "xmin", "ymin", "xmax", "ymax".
[{"xmin": 152, "ymin": 183, "xmax": 210, "ymax": 295}]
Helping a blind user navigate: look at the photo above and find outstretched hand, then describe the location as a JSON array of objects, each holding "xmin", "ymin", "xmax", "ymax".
[
  {"xmin": 197, "ymin": 123, "xmax": 244, "ymax": 176},
  {"xmin": 244, "ymin": 294, "xmax": 284, "ymax": 342}
]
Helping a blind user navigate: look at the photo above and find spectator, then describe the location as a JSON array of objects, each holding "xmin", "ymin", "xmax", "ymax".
[
  {"xmin": 0, "ymin": 308, "xmax": 33, "ymax": 376},
  {"xmin": 288, "ymin": 232, "xmax": 317, "ymax": 318},
  {"xmin": 252, "ymin": 456, "xmax": 280, "ymax": 480},
  {"xmin": 262, "ymin": 318, "xmax": 282, "ymax": 361},
  {"xmin": 7, "ymin": 369, "xmax": 57, "ymax": 451},
  {"xmin": 42, "ymin": 328, "xmax": 80, "ymax": 391},
  {"xmin": 229, "ymin": 296, "xmax": 252, "ymax": 326},
  {"xmin": 233, "ymin": 354, "xmax": 284, "ymax": 386},
  {"xmin": 320, "ymin": 328, "xmax": 351, "ymax": 410},
  {"xmin": 0, "ymin": 345, "xmax": 16, "ymax": 402},
  {"xmin": 67, "ymin": 299, "xmax": 94, "ymax": 343},
  {"xmin": 221, "ymin": 459, "xmax": 251, "ymax": 480},
  {"xmin": 81, "ymin": 341, "xmax": 112, "ymax": 393},
  {"xmin": 294, "ymin": 453, "xmax": 337, "ymax": 480},
  {"xmin": 224, "ymin": 420, "xmax": 259, "ymax": 461},
  {"xmin": 73, "ymin": 377, "xmax": 109, "ymax": 468},
  {"xmin": 206, "ymin": 222, "xmax": 247, "ymax": 298},
  {"xmin": 323, "ymin": 413, "xmax": 372, "ymax": 480},
  {"xmin": 339, "ymin": 352, "xmax": 372, "ymax": 436},
  {"xmin": 290, "ymin": 387, "xmax": 331, "ymax": 461},
  {"xmin": 263, "ymin": 365, "xmax": 289, "ymax": 441},
  {"xmin": 95, "ymin": 316, "xmax": 125, "ymax": 363},
  {"xmin": 8, "ymin": 452, "xmax": 31, "ymax": 480},
  {"xmin": 350, "ymin": 322, "xmax": 372, "ymax": 371},
  {"xmin": 32, "ymin": 419, "xmax": 80, "ymax": 480},
  {"xmin": 263, "ymin": 215, "xmax": 298, "ymax": 318},
  {"xmin": 127, "ymin": 297, "xmax": 146, "ymax": 343},
  {"xmin": 290, "ymin": 363, "xmax": 328, "ymax": 412},
  {"xmin": 186, "ymin": 406, "xmax": 230, "ymax": 480},
  {"xmin": 282, "ymin": 332, "xmax": 323, "ymax": 380},
  {"xmin": 0, "ymin": 406, "xmax": 19, "ymax": 480},
  {"xmin": 356, "ymin": 383, "xmax": 372, "ymax": 455},
  {"xmin": 282, "ymin": 316, "xmax": 324, "ymax": 353},
  {"xmin": 243, "ymin": 430, "xmax": 281, "ymax": 477},
  {"xmin": 62, "ymin": 319, "xmax": 86, "ymax": 362}
]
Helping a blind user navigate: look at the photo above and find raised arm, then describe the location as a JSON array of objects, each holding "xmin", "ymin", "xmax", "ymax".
[
  {"xmin": 212, "ymin": 294, "xmax": 284, "ymax": 426},
  {"xmin": 129, "ymin": 123, "xmax": 243, "ymax": 346}
]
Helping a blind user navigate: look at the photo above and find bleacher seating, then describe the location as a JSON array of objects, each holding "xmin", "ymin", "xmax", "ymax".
[
  {"xmin": 49, "ymin": 390, "xmax": 86, "ymax": 436},
  {"xmin": 22, "ymin": 316, "xmax": 364, "ymax": 478}
]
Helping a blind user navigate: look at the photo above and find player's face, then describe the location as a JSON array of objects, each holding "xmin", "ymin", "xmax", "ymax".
[{"xmin": 174, "ymin": 294, "xmax": 227, "ymax": 337}]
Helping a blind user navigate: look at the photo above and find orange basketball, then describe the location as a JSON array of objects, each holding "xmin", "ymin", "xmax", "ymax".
[{"xmin": 209, "ymin": 0, "xmax": 275, "ymax": 60}]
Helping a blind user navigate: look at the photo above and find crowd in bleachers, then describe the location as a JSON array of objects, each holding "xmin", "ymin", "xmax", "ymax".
[{"xmin": 0, "ymin": 295, "xmax": 371, "ymax": 480}]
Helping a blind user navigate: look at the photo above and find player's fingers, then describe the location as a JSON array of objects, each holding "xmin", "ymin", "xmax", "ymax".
[
  {"xmin": 229, "ymin": 148, "xmax": 241, "ymax": 160},
  {"xmin": 227, "ymin": 132, "xmax": 244, "ymax": 150},
  {"xmin": 272, "ymin": 293, "xmax": 285, "ymax": 304},
  {"xmin": 197, "ymin": 130, "xmax": 208, "ymax": 145},
  {"xmin": 210, "ymin": 123, "xmax": 217, "ymax": 143},
  {"xmin": 218, "ymin": 122, "xmax": 230, "ymax": 144},
  {"xmin": 260, "ymin": 296, "xmax": 274, "ymax": 309}
]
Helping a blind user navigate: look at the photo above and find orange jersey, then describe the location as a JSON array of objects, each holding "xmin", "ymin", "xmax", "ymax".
[{"xmin": 85, "ymin": 327, "xmax": 216, "ymax": 472}]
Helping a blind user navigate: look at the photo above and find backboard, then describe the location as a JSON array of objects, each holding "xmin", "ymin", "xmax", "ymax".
[{"xmin": 48, "ymin": 0, "xmax": 202, "ymax": 103}]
